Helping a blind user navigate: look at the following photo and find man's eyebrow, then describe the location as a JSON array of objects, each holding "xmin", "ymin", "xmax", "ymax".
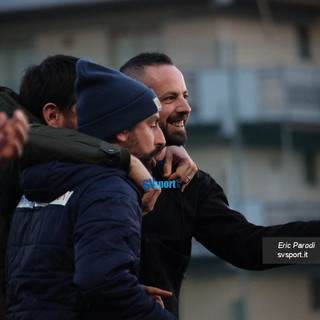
[
  {"xmin": 154, "ymin": 114, "xmax": 160, "ymax": 121},
  {"xmin": 147, "ymin": 114, "xmax": 159, "ymax": 123}
]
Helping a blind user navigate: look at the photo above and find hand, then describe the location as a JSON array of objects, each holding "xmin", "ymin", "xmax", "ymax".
[
  {"xmin": 128, "ymin": 155, "xmax": 161, "ymax": 215},
  {"xmin": 142, "ymin": 285, "xmax": 173, "ymax": 309},
  {"xmin": 163, "ymin": 146, "xmax": 198, "ymax": 192},
  {"xmin": 0, "ymin": 110, "xmax": 29, "ymax": 163}
]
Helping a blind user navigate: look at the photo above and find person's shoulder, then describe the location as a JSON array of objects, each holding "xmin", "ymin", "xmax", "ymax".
[
  {"xmin": 181, "ymin": 168, "xmax": 230, "ymax": 208},
  {"xmin": 84, "ymin": 165, "xmax": 139, "ymax": 196},
  {"xmin": 193, "ymin": 169, "xmax": 219, "ymax": 186},
  {"xmin": 186, "ymin": 168, "xmax": 227, "ymax": 196},
  {"xmin": 77, "ymin": 166, "xmax": 142, "ymax": 215},
  {"xmin": 44, "ymin": 162, "xmax": 132, "ymax": 197}
]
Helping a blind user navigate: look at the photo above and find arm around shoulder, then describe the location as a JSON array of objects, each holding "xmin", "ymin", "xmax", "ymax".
[{"xmin": 23, "ymin": 124, "xmax": 130, "ymax": 171}]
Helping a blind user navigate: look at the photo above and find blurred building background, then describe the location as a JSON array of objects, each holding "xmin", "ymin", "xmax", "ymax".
[{"xmin": 0, "ymin": 0, "xmax": 320, "ymax": 319}]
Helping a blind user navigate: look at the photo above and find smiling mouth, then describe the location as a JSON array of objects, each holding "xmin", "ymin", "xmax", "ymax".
[{"xmin": 171, "ymin": 120, "xmax": 185, "ymax": 127}]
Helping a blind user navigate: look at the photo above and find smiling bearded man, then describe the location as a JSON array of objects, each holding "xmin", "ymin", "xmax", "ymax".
[
  {"xmin": 120, "ymin": 52, "xmax": 320, "ymax": 319},
  {"xmin": 121, "ymin": 54, "xmax": 191, "ymax": 147}
]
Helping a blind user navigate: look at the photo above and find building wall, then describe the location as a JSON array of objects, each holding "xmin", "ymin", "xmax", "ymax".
[
  {"xmin": 187, "ymin": 145, "xmax": 320, "ymax": 204},
  {"xmin": 180, "ymin": 273, "xmax": 239, "ymax": 320},
  {"xmin": 164, "ymin": 17, "xmax": 302, "ymax": 70},
  {"xmin": 180, "ymin": 266, "xmax": 320, "ymax": 320},
  {"xmin": 311, "ymin": 16, "xmax": 320, "ymax": 61},
  {"xmin": 1, "ymin": 4, "xmax": 320, "ymax": 81},
  {"xmin": 33, "ymin": 29, "xmax": 110, "ymax": 66}
]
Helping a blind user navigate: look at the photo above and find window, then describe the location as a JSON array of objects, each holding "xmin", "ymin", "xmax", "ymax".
[
  {"xmin": 297, "ymin": 25, "xmax": 311, "ymax": 60},
  {"xmin": 0, "ymin": 45, "xmax": 33, "ymax": 92},
  {"xmin": 109, "ymin": 28, "xmax": 162, "ymax": 70}
]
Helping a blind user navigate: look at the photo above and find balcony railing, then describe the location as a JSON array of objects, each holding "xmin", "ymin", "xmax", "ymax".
[{"xmin": 186, "ymin": 66, "xmax": 320, "ymax": 129}]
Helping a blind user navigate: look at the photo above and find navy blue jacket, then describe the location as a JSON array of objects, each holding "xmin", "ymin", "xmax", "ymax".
[{"xmin": 6, "ymin": 161, "xmax": 177, "ymax": 320}]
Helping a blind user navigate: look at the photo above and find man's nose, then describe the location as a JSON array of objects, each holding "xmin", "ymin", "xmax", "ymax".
[
  {"xmin": 177, "ymin": 98, "xmax": 192, "ymax": 114},
  {"xmin": 155, "ymin": 127, "xmax": 166, "ymax": 147}
]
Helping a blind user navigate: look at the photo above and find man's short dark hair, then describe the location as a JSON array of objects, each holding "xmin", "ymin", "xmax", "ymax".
[
  {"xmin": 120, "ymin": 52, "xmax": 173, "ymax": 80},
  {"xmin": 19, "ymin": 54, "xmax": 79, "ymax": 122}
]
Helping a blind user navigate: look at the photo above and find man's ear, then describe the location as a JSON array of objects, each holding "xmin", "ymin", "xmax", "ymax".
[
  {"xmin": 42, "ymin": 103, "xmax": 61, "ymax": 127},
  {"xmin": 115, "ymin": 130, "xmax": 129, "ymax": 143}
]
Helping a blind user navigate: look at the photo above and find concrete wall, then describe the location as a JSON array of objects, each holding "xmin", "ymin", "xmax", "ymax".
[{"xmin": 180, "ymin": 266, "xmax": 320, "ymax": 320}]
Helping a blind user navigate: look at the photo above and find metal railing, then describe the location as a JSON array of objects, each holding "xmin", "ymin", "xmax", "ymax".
[{"xmin": 185, "ymin": 66, "xmax": 320, "ymax": 127}]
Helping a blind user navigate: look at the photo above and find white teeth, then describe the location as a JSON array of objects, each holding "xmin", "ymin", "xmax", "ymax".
[{"xmin": 171, "ymin": 121, "xmax": 184, "ymax": 127}]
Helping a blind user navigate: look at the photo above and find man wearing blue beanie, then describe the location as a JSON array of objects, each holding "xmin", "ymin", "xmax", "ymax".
[
  {"xmin": 75, "ymin": 59, "xmax": 164, "ymax": 172},
  {"xmin": 5, "ymin": 59, "xmax": 178, "ymax": 320}
]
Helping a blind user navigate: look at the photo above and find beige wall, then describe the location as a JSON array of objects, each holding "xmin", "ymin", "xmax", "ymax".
[
  {"xmin": 164, "ymin": 16, "xmax": 308, "ymax": 70},
  {"xmin": 187, "ymin": 145, "xmax": 320, "ymax": 203},
  {"xmin": 180, "ymin": 267, "xmax": 320, "ymax": 320},
  {"xmin": 180, "ymin": 273, "xmax": 239, "ymax": 320},
  {"xmin": 1, "ymin": 6, "xmax": 319, "ymax": 79},
  {"xmin": 34, "ymin": 29, "xmax": 109, "ymax": 65},
  {"xmin": 310, "ymin": 14, "xmax": 320, "ymax": 64}
]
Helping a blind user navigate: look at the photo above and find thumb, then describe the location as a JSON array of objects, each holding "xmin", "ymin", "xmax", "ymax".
[{"xmin": 163, "ymin": 152, "xmax": 173, "ymax": 178}]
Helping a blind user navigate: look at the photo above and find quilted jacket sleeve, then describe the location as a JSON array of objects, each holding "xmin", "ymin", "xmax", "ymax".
[{"xmin": 73, "ymin": 176, "xmax": 177, "ymax": 320}]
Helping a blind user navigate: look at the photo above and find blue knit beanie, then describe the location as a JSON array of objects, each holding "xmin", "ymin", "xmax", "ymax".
[{"xmin": 75, "ymin": 59, "xmax": 162, "ymax": 140}]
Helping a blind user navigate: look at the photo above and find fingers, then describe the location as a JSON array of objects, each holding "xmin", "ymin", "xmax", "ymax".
[
  {"xmin": 142, "ymin": 285, "xmax": 173, "ymax": 297},
  {"xmin": 152, "ymin": 290, "xmax": 172, "ymax": 298},
  {"xmin": 162, "ymin": 146, "xmax": 198, "ymax": 191},
  {"xmin": 12, "ymin": 110, "xmax": 30, "ymax": 145},
  {"xmin": 181, "ymin": 164, "xmax": 198, "ymax": 192},
  {"xmin": 167, "ymin": 162, "xmax": 198, "ymax": 192},
  {"xmin": 0, "ymin": 113, "xmax": 8, "ymax": 146},
  {"xmin": 162, "ymin": 148, "xmax": 173, "ymax": 178},
  {"xmin": 0, "ymin": 112, "xmax": 8, "ymax": 129},
  {"xmin": 142, "ymin": 285, "xmax": 173, "ymax": 309},
  {"xmin": 0, "ymin": 110, "xmax": 30, "ymax": 162},
  {"xmin": 0, "ymin": 120, "xmax": 20, "ymax": 160},
  {"xmin": 150, "ymin": 295, "xmax": 164, "ymax": 308}
]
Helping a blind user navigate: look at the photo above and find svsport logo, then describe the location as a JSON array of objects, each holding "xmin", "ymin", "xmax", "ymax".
[{"xmin": 142, "ymin": 178, "xmax": 181, "ymax": 190}]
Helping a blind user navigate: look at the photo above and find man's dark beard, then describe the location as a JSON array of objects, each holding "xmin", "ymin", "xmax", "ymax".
[
  {"xmin": 137, "ymin": 146, "xmax": 164, "ymax": 172},
  {"xmin": 124, "ymin": 131, "xmax": 165, "ymax": 173},
  {"xmin": 161, "ymin": 126, "xmax": 187, "ymax": 146}
]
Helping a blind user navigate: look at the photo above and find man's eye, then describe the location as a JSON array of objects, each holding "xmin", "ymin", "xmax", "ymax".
[{"xmin": 163, "ymin": 96, "xmax": 174, "ymax": 103}]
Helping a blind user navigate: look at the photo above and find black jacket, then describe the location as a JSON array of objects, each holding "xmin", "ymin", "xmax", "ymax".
[{"xmin": 141, "ymin": 164, "xmax": 320, "ymax": 317}]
